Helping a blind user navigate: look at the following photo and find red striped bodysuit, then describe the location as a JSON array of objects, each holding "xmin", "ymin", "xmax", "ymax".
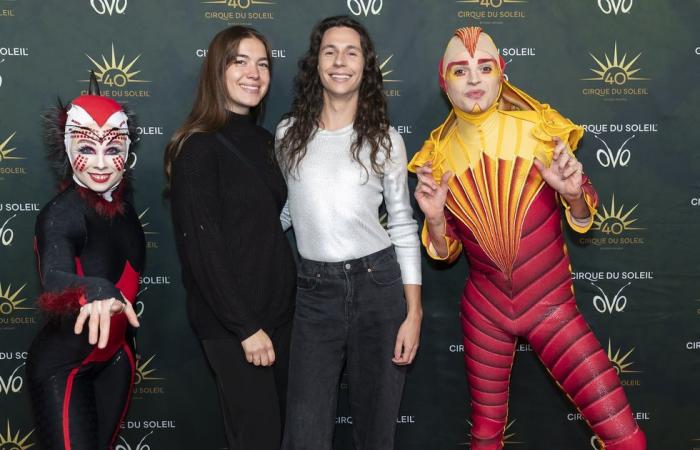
[{"xmin": 408, "ymin": 81, "xmax": 646, "ymax": 449}]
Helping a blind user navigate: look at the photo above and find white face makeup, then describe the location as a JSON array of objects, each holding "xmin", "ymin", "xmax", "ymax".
[
  {"xmin": 317, "ymin": 26, "xmax": 364, "ymax": 99},
  {"xmin": 225, "ymin": 37, "xmax": 270, "ymax": 114},
  {"xmin": 66, "ymin": 122, "xmax": 129, "ymax": 193},
  {"xmin": 444, "ymin": 49, "xmax": 502, "ymax": 114}
]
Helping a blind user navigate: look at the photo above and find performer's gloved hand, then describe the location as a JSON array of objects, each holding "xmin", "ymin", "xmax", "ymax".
[
  {"xmin": 414, "ymin": 161, "xmax": 452, "ymax": 223},
  {"xmin": 533, "ymin": 136, "xmax": 585, "ymax": 202},
  {"xmin": 74, "ymin": 295, "xmax": 140, "ymax": 349},
  {"xmin": 241, "ymin": 329, "xmax": 275, "ymax": 367}
]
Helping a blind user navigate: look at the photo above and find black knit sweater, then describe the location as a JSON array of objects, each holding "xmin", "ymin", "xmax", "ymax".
[{"xmin": 169, "ymin": 112, "xmax": 296, "ymax": 340}]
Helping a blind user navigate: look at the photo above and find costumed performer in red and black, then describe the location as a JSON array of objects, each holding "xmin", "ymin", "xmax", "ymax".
[
  {"xmin": 27, "ymin": 73, "xmax": 145, "ymax": 450},
  {"xmin": 409, "ymin": 27, "xmax": 646, "ymax": 450}
]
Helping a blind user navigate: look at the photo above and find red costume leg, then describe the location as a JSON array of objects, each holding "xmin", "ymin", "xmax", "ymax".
[
  {"xmin": 526, "ymin": 302, "xmax": 646, "ymax": 450},
  {"xmin": 461, "ymin": 302, "xmax": 516, "ymax": 450}
]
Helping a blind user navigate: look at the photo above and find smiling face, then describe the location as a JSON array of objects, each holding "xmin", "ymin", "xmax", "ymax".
[
  {"xmin": 66, "ymin": 122, "xmax": 129, "ymax": 192},
  {"xmin": 224, "ymin": 37, "xmax": 270, "ymax": 114},
  {"xmin": 444, "ymin": 49, "xmax": 502, "ymax": 113},
  {"xmin": 317, "ymin": 26, "xmax": 364, "ymax": 99}
]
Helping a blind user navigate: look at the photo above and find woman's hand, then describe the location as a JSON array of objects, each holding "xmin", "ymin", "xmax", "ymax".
[
  {"xmin": 392, "ymin": 313, "xmax": 421, "ymax": 366},
  {"xmin": 74, "ymin": 296, "xmax": 139, "ymax": 349},
  {"xmin": 241, "ymin": 329, "xmax": 275, "ymax": 366}
]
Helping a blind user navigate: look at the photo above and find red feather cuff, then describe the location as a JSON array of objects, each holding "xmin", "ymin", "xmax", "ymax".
[{"xmin": 38, "ymin": 287, "xmax": 88, "ymax": 314}]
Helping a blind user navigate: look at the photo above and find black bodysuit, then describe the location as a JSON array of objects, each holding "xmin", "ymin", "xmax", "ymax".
[{"xmin": 27, "ymin": 182, "xmax": 145, "ymax": 450}]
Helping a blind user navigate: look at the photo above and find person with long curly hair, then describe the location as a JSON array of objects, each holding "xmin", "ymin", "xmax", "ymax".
[
  {"xmin": 276, "ymin": 15, "xmax": 422, "ymax": 450},
  {"xmin": 164, "ymin": 26, "xmax": 296, "ymax": 450}
]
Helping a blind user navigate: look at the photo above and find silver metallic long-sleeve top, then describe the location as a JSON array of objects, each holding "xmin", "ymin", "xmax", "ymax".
[{"xmin": 276, "ymin": 120, "xmax": 421, "ymax": 285}]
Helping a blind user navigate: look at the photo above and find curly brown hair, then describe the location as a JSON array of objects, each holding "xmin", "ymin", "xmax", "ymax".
[{"xmin": 278, "ymin": 15, "xmax": 391, "ymax": 176}]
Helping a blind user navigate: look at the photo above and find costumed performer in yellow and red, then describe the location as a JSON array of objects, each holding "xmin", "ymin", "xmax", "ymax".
[{"xmin": 408, "ymin": 26, "xmax": 646, "ymax": 450}]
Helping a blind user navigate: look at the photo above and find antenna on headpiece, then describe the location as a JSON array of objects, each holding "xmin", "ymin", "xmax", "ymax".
[{"xmin": 88, "ymin": 71, "xmax": 101, "ymax": 96}]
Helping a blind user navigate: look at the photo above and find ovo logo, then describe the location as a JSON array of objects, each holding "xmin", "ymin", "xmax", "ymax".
[
  {"xmin": 0, "ymin": 362, "xmax": 25, "ymax": 395},
  {"xmin": 591, "ymin": 282, "xmax": 630, "ymax": 314},
  {"xmin": 347, "ymin": 0, "xmax": 382, "ymax": 16},
  {"xmin": 0, "ymin": 214, "xmax": 16, "ymax": 246},
  {"xmin": 0, "ymin": 283, "xmax": 31, "ymax": 316},
  {"xmin": 590, "ymin": 435, "xmax": 605, "ymax": 449},
  {"xmin": 115, "ymin": 431, "xmax": 154, "ymax": 450},
  {"xmin": 202, "ymin": 0, "xmax": 275, "ymax": 8},
  {"xmin": 90, "ymin": 0, "xmax": 127, "ymax": 15},
  {"xmin": 592, "ymin": 194, "xmax": 644, "ymax": 235},
  {"xmin": 593, "ymin": 134, "xmax": 634, "ymax": 168},
  {"xmin": 84, "ymin": 44, "xmax": 149, "ymax": 88},
  {"xmin": 607, "ymin": 339, "xmax": 640, "ymax": 374},
  {"xmin": 134, "ymin": 355, "xmax": 164, "ymax": 385},
  {"xmin": 456, "ymin": 0, "xmax": 526, "ymax": 7},
  {"xmin": 0, "ymin": 132, "xmax": 24, "ymax": 163},
  {"xmin": 583, "ymin": 43, "xmax": 648, "ymax": 86},
  {"xmin": 135, "ymin": 287, "xmax": 147, "ymax": 318},
  {"xmin": 597, "ymin": 0, "xmax": 633, "ymax": 15},
  {"xmin": 0, "ymin": 421, "xmax": 34, "ymax": 450}
]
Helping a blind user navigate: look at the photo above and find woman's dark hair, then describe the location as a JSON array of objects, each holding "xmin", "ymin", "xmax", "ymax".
[
  {"xmin": 163, "ymin": 25, "xmax": 272, "ymax": 189},
  {"xmin": 278, "ymin": 15, "xmax": 391, "ymax": 176}
]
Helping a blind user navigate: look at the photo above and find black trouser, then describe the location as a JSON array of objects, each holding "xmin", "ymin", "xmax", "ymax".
[
  {"xmin": 282, "ymin": 246, "xmax": 408, "ymax": 450},
  {"xmin": 201, "ymin": 320, "xmax": 291, "ymax": 450},
  {"xmin": 27, "ymin": 323, "xmax": 134, "ymax": 450}
]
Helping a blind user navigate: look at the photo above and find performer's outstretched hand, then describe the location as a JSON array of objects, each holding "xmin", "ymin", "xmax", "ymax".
[
  {"xmin": 533, "ymin": 136, "xmax": 584, "ymax": 202},
  {"xmin": 241, "ymin": 329, "xmax": 275, "ymax": 366},
  {"xmin": 74, "ymin": 296, "xmax": 139, "ymax": 349},
  {"xmin": 414, "ymin": 162, "xmax": 452, "ymax": 221}
]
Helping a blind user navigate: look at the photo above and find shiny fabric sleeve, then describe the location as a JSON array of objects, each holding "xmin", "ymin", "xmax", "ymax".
[
  {"xmin": 34, "ymin": 199, "xmax": 122, "ymax": 313},
  {"xmin": 170, "ymin": 139, "xmax": 261, "ymax": 340},
  {"xmin": 280, "ymin": 200, "xmax": 292, "ymax": 232},
  {"xmin": 384, "ymin": 129, "xmax": 421, "ymax": 285}
]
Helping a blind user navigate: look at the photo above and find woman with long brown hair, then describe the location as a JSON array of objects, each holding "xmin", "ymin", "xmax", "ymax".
[{"xmin": 164, "ymin": 25, "xmax": 295, "ymax": 450}]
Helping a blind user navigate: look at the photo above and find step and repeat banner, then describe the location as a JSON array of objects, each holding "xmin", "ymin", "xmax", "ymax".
[{"xmin": 1, "ymin": 1, "xmax": 699, "ymax": 449}]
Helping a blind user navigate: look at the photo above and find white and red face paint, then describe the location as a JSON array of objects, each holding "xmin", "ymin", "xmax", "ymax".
[{"xmin": 64, "ymin": 96, "xmax": 131, "ymax": 196}]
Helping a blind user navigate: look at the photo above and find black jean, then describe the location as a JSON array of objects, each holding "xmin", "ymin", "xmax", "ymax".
[
  {"xmin": 201, "ymin": 320, "xmax": 291, "ymax": 450},
  {"xmin": 282, "ymin": 246, "xmax": 407, "ymax": 450}
]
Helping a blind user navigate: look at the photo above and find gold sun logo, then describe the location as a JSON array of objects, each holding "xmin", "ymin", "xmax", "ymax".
[
  {"xmin": 607, "ymin": 339, "xmax": 641, "ymax": 375},
  {"xmin": 134, "ymin": 354, "xmax": 165, "ymax": 385},
  {"xmin": 201, "ymin": 0, "xmax": 275, "ymax": 7},
  {"xmin": 380, "ymin": 55, "xmax": 400, "ymax": 83},
  {"xmin": 583, "ymin": 42, "xmax": 649, "ymax": 86},
  {"xmin": 138, "ymin": 208, "xmax": 159, "ymax": 236},
  {"xmin": 83, "ymin": 44, "xmax": 149, "ymax": 88},
  {"xmin": 0, "ymin": 421, "xmax": 34, "ymax": 450},
  {"xmin": 0, "ymin": 132, "xmax": 24, "ymax": 163},
  {"xmin": 0, "ymin": 283, "xmax": 32, "ymax": 316},
  {"xmin": 463, "ymin": 419, "xmax": 523, "ymax": 445},
  {"xmin": 592, "ymin": 194, "xmax": 644, "ymax": 235}
]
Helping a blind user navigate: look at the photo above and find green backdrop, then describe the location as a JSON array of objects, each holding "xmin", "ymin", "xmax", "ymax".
[{"xmin": 1, "ymin": 1, "xmax": 699, "ymax": 449}]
